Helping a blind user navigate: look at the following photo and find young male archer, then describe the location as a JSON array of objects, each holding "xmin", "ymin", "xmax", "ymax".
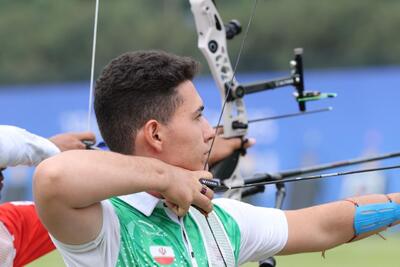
[{"xmin": 34, "ymin": 50, "xmax": 400, "ymax": 267}]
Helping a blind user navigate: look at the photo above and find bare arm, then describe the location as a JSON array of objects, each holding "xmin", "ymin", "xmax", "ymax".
[
  {"xmin": 280, "ymin": 193, "xmax": 400, "ymax": 254},
  {"xmin": 33, "ymin": 150, "xmax": 213, "ymax": 245}
]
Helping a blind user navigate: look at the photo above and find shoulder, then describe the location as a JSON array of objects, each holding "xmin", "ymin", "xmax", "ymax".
[
  {"xmin": 50, "ymin": 200, "xmax": 120, "ymax": 267},
  {"xmin": 213, "ymin": 198, "xmax": 288, "ymax": 263},
  {"xmin": 212, "ymin": 198, "xmax": 287, "ymax": 236},
  {"xmin": 212, "ymin": 197, "xmax": 261, "ymax": 221},
  {"xmin": 213, "ymin": 197, "xmax": 286, "ymax": 222}
]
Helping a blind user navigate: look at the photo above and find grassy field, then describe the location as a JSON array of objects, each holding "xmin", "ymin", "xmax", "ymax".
[{"xmin": 27, "ymin": 235, "xmax": 399, "ymax": 267}]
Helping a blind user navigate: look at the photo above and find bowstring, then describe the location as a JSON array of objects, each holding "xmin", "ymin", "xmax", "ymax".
[{"xmin": 87, "ymin": 0, "xmax": 100, "ymax": 132}]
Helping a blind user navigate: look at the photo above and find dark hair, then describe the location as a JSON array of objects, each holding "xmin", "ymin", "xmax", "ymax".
[{"xmin": 94, "ymin": 50, "xmax": 199, "ymax": 154}]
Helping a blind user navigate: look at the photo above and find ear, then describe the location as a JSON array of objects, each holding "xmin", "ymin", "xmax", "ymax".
[{"xmin": 142, "ymin": 120, "xmax": 164, "ymax": 153}]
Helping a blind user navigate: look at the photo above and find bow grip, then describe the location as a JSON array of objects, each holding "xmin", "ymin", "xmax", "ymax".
[{"xmin": 210, "ymin": 149, "xmax": 241, "ymax": 180}]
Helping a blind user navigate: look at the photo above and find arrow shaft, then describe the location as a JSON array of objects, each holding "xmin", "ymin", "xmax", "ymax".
[
  {"xmin": 231, "ymin": 164, "xmax": 400, "ymax": 189},
  {"xmin": 279, "ymin": 152, "xmax": 400, "ymax": 178},
  {"xmin": 247, "ymin": 107, "xmax": 332, "ymax": 124}
]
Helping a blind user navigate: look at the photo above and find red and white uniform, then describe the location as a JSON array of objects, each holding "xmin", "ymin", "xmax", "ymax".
[
  {"xmin": 0, "ymin": 125, "xmax": 60, "ymax": 266},
  {"xmin": 0, "ymin": 202, "xmax": 55, "ymax": 267}
]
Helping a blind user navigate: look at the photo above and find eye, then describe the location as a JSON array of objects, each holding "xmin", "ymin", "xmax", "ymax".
[{"xmin": 195, "ymin": 113, "xmax": 203, "ymax": 120}]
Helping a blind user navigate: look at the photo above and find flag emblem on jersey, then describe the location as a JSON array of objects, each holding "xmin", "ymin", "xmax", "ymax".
[{"xmin": 150, "ymin": 245, "xmax": 175, "ymax": 265}]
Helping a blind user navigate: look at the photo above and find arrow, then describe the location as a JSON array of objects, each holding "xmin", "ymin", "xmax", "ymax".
[{"xmin": 200, "ymin": 164, "xmax": 400, "ymax": 192}]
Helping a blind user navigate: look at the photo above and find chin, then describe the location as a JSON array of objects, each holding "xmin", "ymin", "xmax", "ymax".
[
  {"xmin": 165, "ymin": 158, "xmax": 204, "ymax": 171},
  {"xmin": 185, "ymin": 163, "xmax": 205, "ymax": 171}
]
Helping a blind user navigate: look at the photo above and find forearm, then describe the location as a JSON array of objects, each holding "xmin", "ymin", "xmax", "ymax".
[
  {"xmin": 283, "ymin": 193, "xmax": 400, "ymax": 254},
  {"xmin": 34, "ymin": 150, "xmax": 170, "ymax": 209},
  {"xmin": 34, "ymin": 149, "xmax": 213, "ymax": 244}
]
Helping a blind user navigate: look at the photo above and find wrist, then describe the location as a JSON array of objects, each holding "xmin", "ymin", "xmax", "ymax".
[{"xmin": 151, "ymin": 158, "xmax": 174, "ymax": 193}]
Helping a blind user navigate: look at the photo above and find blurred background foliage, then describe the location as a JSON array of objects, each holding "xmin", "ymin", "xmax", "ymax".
[{"xmin": 1, "ymin": 0, "xmax": 400, "ymax": 85}]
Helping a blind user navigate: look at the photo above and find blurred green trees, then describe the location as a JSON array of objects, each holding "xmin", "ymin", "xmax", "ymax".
[{"xmin": 1, "ymin": 0, "xmax": 400, "ymax": 85}]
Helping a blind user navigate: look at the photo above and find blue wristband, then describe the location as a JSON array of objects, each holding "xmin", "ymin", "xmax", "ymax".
[{"xmin": 354, "ymin": 202, "xmax": 399, "ymax": 235}]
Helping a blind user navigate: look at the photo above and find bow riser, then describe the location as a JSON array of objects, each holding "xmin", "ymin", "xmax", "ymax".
[
  {"xmin": 190, "ymin": 0, "xmax": 248, "ymax": 138},
  {"xmin": 191, "ymin": 0, "xmax": 246, "ymax": 200}
]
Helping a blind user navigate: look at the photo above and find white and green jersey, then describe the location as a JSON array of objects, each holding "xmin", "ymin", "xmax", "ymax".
[{"xmin": 52, "ymin": 192, "xmax": 287, "ymax": 266}]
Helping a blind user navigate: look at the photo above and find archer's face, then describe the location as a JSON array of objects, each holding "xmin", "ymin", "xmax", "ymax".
[{"xmin": 159, "ymin": 80, "xmax": 215, "ymax": 171}]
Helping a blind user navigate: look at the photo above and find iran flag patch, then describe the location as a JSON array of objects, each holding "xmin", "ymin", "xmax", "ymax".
[{"xmin": 150, "ymin": 245, "xmax": 175, "ymax": 265}]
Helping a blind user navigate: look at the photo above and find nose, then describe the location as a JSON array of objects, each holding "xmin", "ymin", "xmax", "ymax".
[{"xmin": 202, "ymin": 118, "xmax": 215, "ymax": 142}]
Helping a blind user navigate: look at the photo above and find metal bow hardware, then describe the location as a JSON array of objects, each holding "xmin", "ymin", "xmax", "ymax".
[{"xmin": 190, "ymin": 0, "xmax": 335, "ymax": 201}]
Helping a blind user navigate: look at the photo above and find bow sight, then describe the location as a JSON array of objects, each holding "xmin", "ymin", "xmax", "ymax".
[
  {"xmin": 207, "ymin": 17, "xmax": 337, "ymax": 187},
  {"xmin": 226, "ymin": 48, "xmax": 336, "ymax": 112},
  {"xmin": 210, "ymin": 48, "xmax": 337, "ymax": 183}
]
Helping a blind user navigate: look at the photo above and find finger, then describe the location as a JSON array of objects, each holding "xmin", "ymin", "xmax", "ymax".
[
  {"xmin": 225, "ymin": 137, "xmax": 256, "ymax": 150},
  {"xmin": 165, "ymin": 201, "xmax": 179, "ymax": 215},
  {"xmin": 192, "ymin": 193, "xmax": 213, "ymax": 214},
  {"xmin": 227, "ymin": 137, "xmax": 242, "ymax": 150},
  {"xmin": 165, "ymin": 201, "xmax": 190, "ymax": 217},
  {"xmin": 177, "ymin": 206, "xmax": 190, "ymax": 217},
  {"xmin": 202, "ymin": 186, "xmax": 214, "ymax": 200},
  {"xmin": 75, "ymin": 141, "xmax": 87, "ymax": 150},
  {"xmin": 199, "ymin": 183, "xmax": 214, "ymax": 200},
  {"xmin": 197, "ymin": 171, "xmax": 213, "ymax": 180},
  {"xmin": 165, "ymin": 201, "xmax": 177, "ymax": 210},
  {"xmin": 73, "ymin": 132, "xmax": 97, "ymax": 142},
  {"xmin": 242, "ymin": 137, "xmax": 256, "ymax": 149},
  {"xmin": 200, "ymin": 186, "xmax": 207, "ymax": 194},
  {"xmin": 192, "ymin": 205, "xmax": 209, "ymax": 217},
  {"xmin": 165, "ymin": 202, "xmax": 179, "ymax": 216}
]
